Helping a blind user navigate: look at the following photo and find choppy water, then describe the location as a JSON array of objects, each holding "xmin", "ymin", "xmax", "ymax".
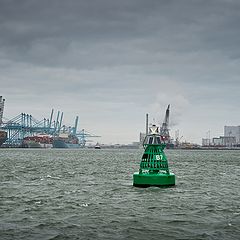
[{"xmin": 0, "ymin": 148, "xmax": 240, "ymax": 240}]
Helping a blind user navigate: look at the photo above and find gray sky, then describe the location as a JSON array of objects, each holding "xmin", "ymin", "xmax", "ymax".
[{"xmin": 1, "ymin": 0, "xmax": 240, "ymax": 144}]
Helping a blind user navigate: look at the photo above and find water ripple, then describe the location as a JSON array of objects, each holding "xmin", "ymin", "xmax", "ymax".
[{"xmin": 0, "ymin": 149, "xmax": 240, "ymax": 239}]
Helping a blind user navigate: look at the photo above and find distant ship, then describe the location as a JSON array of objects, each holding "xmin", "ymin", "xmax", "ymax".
[
  {"xmin": 22, "ymin": 134, "xmax": 53, "ymax": 148},
  {"xmin": 0, "ymin": 130, "xmax": 7, "ymax": 147},
  {"xmin": 94, "ymin": 142, "xmax": 101, "ymax": 149},
  {"xmin": 52, "ymin": 133, "xmax": 80, "ymax": 148}
]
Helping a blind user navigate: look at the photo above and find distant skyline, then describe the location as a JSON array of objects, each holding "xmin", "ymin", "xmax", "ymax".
[{"xmin": 1, "ymin": 0, "xmax": 240, "ymax": 144}]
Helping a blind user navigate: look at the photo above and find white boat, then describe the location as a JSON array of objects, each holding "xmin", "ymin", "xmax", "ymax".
[{"xmin": 94, "ymin": 142, "xmax": 101, "ymax": 149}]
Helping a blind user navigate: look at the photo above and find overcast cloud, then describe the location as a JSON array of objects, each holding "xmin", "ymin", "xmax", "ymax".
[{"xmin": 0, "ymin": 0, "xmax": 240, "ymax": 144}]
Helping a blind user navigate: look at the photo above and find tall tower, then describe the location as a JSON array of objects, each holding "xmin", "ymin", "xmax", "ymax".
[{"xmin": 0, "ymin": 96, "xmax": 5, "ymax": 125}]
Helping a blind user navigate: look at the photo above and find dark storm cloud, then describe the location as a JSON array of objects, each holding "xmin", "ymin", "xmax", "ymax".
[{"xmin": 1, "ymin": 0, "xmax": 240, "ymax": 69}]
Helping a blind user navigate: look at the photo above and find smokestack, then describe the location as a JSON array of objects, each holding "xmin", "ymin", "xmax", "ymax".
[
  {"xmin": 0, "ymin": 96, "xmax": 5, "ymax": 125},
  {"xmin": 146, "ymin": 113, "xmax": 149, "ymax": 135}
]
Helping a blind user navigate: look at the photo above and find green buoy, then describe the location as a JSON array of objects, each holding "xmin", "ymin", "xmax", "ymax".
[{"xmin": 133, "ymin": 124, "xmax": 175, "ymax": 187}]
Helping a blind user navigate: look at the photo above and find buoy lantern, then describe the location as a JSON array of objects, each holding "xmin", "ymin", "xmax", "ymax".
[{"xmin": 133, "ymin": 125, "xmax": 175, "ymax": 187}]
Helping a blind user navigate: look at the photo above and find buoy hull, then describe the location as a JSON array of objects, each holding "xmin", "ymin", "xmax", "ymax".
[{"xmin": 133, "ymin": 172, "xmax": 175, "ymax": 187}]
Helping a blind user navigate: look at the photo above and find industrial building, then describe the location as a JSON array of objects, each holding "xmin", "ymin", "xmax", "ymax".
[
  {"xmin": 202, "ymin": 125, "xmax": 240, "ymax": 147},
  {"xmin": 212, "ymin": 136, "xmax": 236, "ymax": 147},
  {"xmin": 224, "ymin": 126, "xmax": 240, "ymax": 143}
]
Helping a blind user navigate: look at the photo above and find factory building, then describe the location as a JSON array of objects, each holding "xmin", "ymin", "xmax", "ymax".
[
  {"xmin": 224, "ymin": 126, "xmax": 240, "ymax": 144},
  {"xmin": 202, "ymin": 136, "xmax": 236, "ymax": 147},
  {"xmin": 202, "ymin": 138, "xmax": 211, "ymax": 146},
  {"xmin": 202, "ymin": 125, "xmax": 240, "ymax": 147},
  {"xmin": 213, "ymin": 136, "xmax": 236, "ymax": 147}
]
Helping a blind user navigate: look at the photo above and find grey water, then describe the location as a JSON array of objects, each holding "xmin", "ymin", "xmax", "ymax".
[{"xmin": 0, "ymin": 149, "xmax": 240, "ymax": 240}]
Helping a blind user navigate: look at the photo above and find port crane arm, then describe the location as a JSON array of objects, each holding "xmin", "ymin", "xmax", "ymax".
[{"xmin": 160, "ymin": 104, "xmax": 170, "ymax": 141}]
